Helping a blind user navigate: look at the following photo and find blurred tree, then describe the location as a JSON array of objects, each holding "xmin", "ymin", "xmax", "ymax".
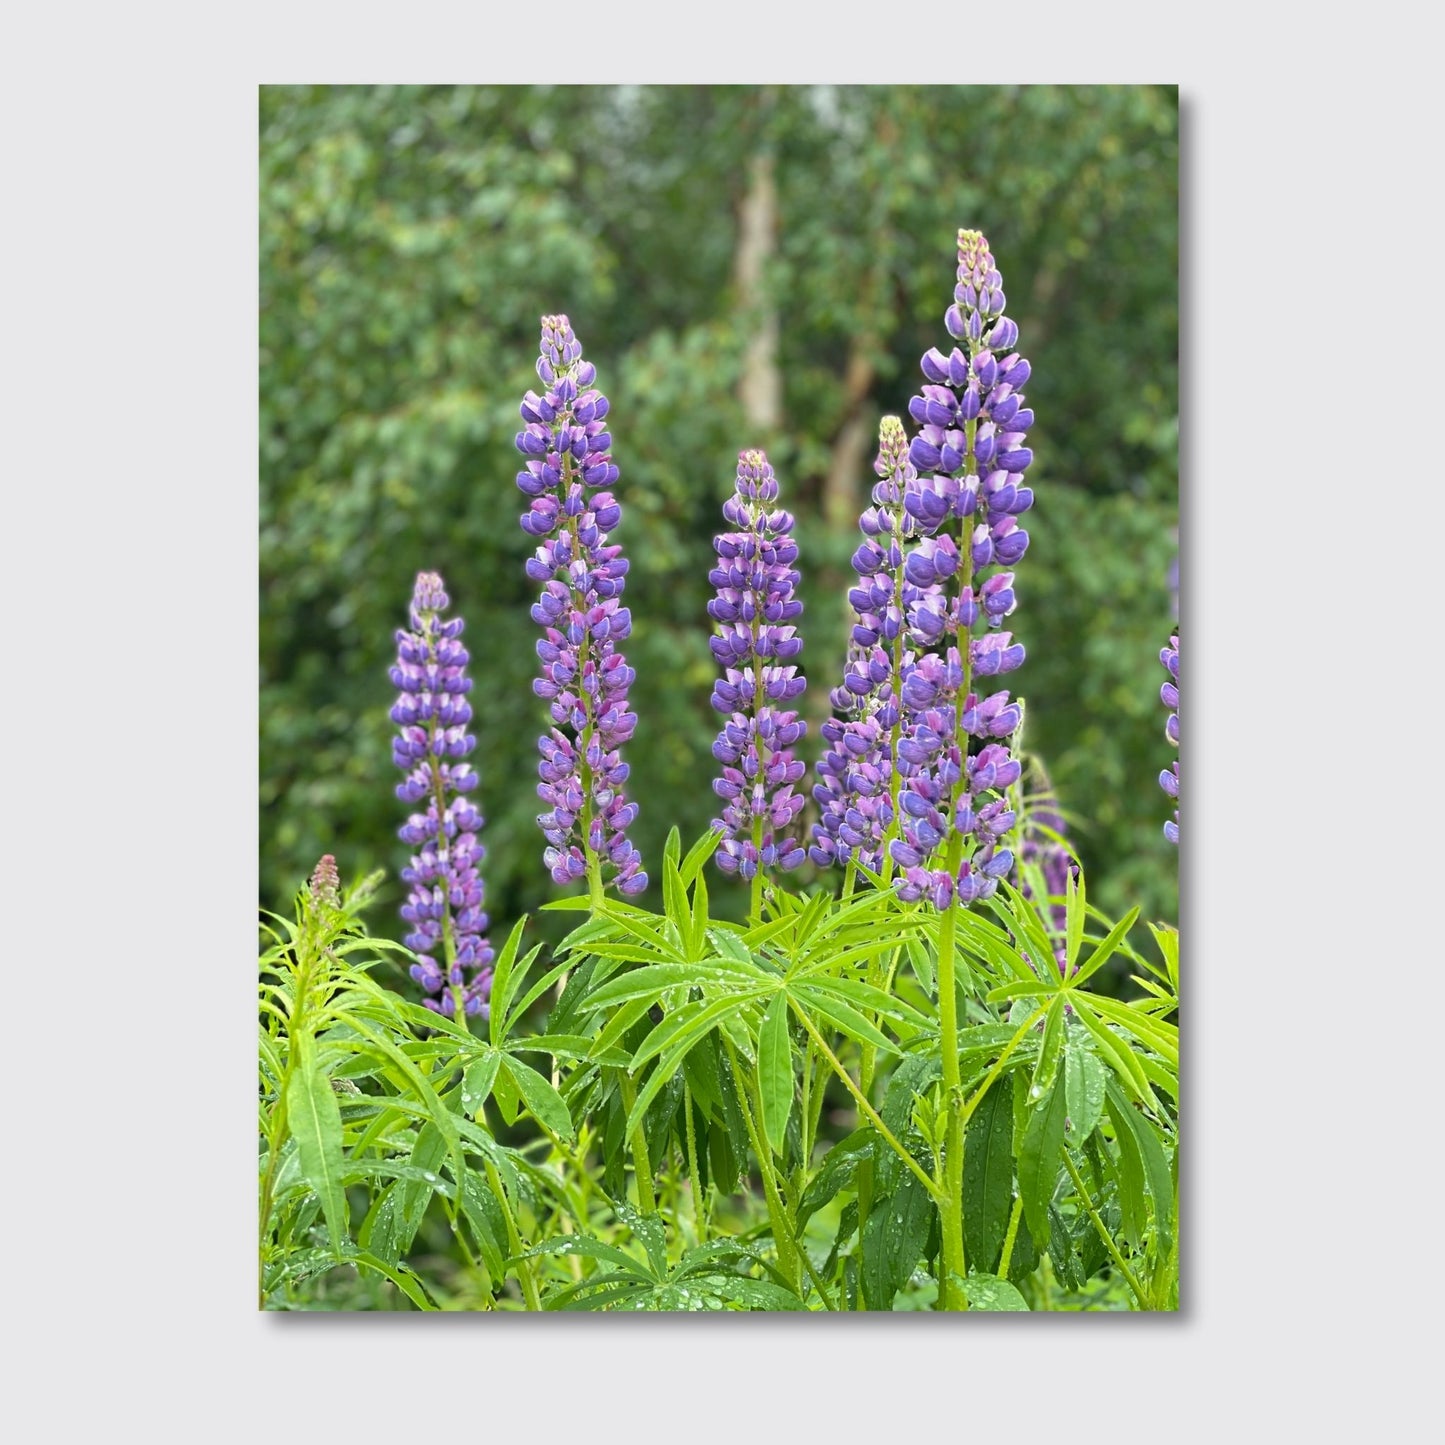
[{"xmin": 260, "ymin": 83, "xmax": 1177, "ymax": 953}]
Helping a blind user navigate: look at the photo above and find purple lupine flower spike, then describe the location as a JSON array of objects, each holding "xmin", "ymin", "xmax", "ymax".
[
  {"xmin": 1160, "ymin": 632, "xmax": 1179, "ymax": 845},
  {"xmin": 309, "ymin": 854, "xmax": 340, "ymax": 909},
  {"xmin": 709, "ymin": 449, "xmax": 808, "ymax": 879},
  {"xmin": 391, "ymin": 571, "xmax": 494, "ymax": 1019},
  {"xmin": 516, "ymin": 315, "xmax": 647, "ymax": 897},
  {"xmin": 891, "ymin": 229, "xmax": 1034, "ymax": 908},
  {"xmin": 812, "ymin": 416, "xmax": 935, "ymax": 873}
]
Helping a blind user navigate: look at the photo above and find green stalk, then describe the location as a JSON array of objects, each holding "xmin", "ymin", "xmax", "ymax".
[
  {"xmin": 484, "ymin": 1158, "xmax": 542, "ymax": 1310},
  {"xmin": 683, "ymin": 1084, "xmax": 708, "ymax": 1246},
  {"xmin": 936, "ymin": 832, "xmax": 967, "ymax": 1311},
  {"xmin": 1062, "ymin": 1152, "xmax": 1147, "ymax": 1308},
  {"xmin": 616, "ymin": 1071, "xmax": 658, "ymax": 1215},
  {"xmin": 791, "ymin": 1001, "xmax": 946, "ymax": 1206},
  {"xmin": 722, "ymin": 1037, "xmax": 800, "ymax": 1294}
]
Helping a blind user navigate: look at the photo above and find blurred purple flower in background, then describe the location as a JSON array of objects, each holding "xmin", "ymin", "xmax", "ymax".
[
  {"xmin": 1160, "ymin": 632, "xmax": 1179, "ymax": 845},
  {"xmin": 708, "ymin": 449, "xmax": 809, "ymax": 880}
]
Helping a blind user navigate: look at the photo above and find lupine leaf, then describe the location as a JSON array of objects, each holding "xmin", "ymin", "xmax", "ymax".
[
  {"xmin": 485, "ymin": 916, "xmax": 531, "ymax": 1047},
  {"xmin": 1030, "ymin": 996, "xmax": 1067, "ymax": 1098},
  {"xmin": 286, "ymin": 1035, "xmax": 348, "ymax": 1255},
  {"xmin": 960, "ymin": 1273, "xmax": 1029, "ymax": 1311},
  {"xmin": 1063, "ymin": 1037, "xmax": 1107, "ymax": 1143},
  {"xmin": 461, "ymin": 1051, "xmax": 501, "ymax": 1119},
  {"xmin": 860, "ymin": 1171, "xmax": 933, "ymax": 1310},
  {"xmin": 1069, "ymin": 905, "xmax": 1141, "ymax": 988},
  {"xmin": 505, "ymin": 1057, "xmax": 576, "ymax": 1142},
  {"xmin": 757, "ymin": 990, "xmax": 793, "ymax": 1156},
  {"xmin": 1017, "ymin": 1076, "xmax": 1068, "ymax": 1245},
  {"xmin": 963, "ymin": 1076, "xmax": 1015, "ymax": 1275}
]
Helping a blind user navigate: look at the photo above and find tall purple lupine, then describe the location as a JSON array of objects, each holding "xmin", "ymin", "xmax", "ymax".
[
  {"xmin": 890, "ymin": 229, "xmax": 1034, "ymax": 908},
  {"xmin": 1160, "ymin": 632, "xmax": 1179, "ymax": 845},
  {"xmin": 811, "ymin": 416, "xmax": 936, "ymax": 873},
  {"xmin": 391, "ymin": 571, "xmax": 494, "ymax": 1018},
  {"xmin": 516, "ymin": 315, "xmax": 647, "ymax": 897},
  {"xmin": 709, "ymin": 449, "xmax": 808, "ymax": 880}
]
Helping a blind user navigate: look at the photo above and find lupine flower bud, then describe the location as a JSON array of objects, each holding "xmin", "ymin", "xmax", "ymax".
[
  {"xmin": 516, "ymin": 316, "xmax": 646, "ymax": 896},
  {"xmin": 308, "ymin": 854, "xmax": 340, "ymax": 909},
  {"xmin": 710, "ymin": 450, "xmax": 808, "ymax": 879},
  {"xmin": 1160, "ymin": 632, "xmax": 1179, "ymax": 845},
  {"xmin": 391, "ymin": 572, "xmax": 494, "ymax": 1018},
  {"xmin": 892, "ymin": 230, "xmax": 1035, "ymax": 907}
]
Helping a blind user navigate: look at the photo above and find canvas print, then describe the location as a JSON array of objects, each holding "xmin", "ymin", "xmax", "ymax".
[{"xmin": 259, "ymin": 83, "xmax": 1179, "ymax": 1311}]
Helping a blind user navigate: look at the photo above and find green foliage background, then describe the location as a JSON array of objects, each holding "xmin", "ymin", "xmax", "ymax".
[{"xmin": 260, "ymin": 83, "xmax": 1177, "ymax": 947}]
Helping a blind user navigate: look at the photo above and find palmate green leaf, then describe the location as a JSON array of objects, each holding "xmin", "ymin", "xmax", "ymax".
[
  {"xmin": 793, "ymin": 985, "xmax": 899, "ymax": 1055},
  {"xmin": 1030, "ymin": 996, "xmax": 1067, "ymax": 1098},
  {"xmin": 663, "ymin": 824, "xmax": 682, "ymax": 874},
  {"xmin": 514, "ymin": 1232, "xmax": 655, "ymax": 1279},
  {"xmin": 630, "ymin": 991, "xmax": 761, "ymax": 1073},
  {"xmin": 485, "ymin": 917, "xmax": 531, "ymax": 1045},
  {"xmin": 504, "ymin": 1057, "xmax": 575, "ymax": 1142},
  {"xmin": 320, "ymin": 1248, "xmax": 439, "ymax": 1311},
  {"xmin": 334, "ymin": 1017, "xmax": 465, "ymax": 1189},
  {"xmin": 806, "ymin": 974, "xmax": 931, "ymax": 1030},
  {"xmin": 679, "ymin": 829, "xmax": 723, "ymax": 886},
  {"xmin": 959, "ymin": 1273, "xmax": 1029, "ymax": 1311},
  {"xmin": 459, "ymin": 1174, "xmax": 507, "ymax": 1282},
  {"xmin": 905, "ymin": 933, "xmax": 935, "ymax": 995},
  {"xmin": 499, "ymin": 950, "xmax": 566, "ymax": 1039},
  {"xmin": 699, "ymin": 1275, "xmax": 807, "ymax": 1311},
  {"xmin": 595, "ymin": 903, "xmax": 687, "ymax": 962},
  {"xmin": 393, "ymin": 1123, "xmax": 447, "ymax": 1257},
  {"xmin": 1064, "ymin": 862, "xmax": 1085, "ymax": 974},
  {"xmin": 1081, "ymin": 992, "xmax": 1179, "ymax": 1070},
  {"xmin": 757, "ymin": 990, "xmax": 793, "ymax": 1157},
  {"xmin": 963, "ymin": 1076, "xmax": 1014, "ymax": 1275},
  {"xmin": 988, "ymin": 883, "xmax": 1059, "ymax": 982},
  {"xmin": 860, "ymin": 1171, "xmax": 933, "ymax": 1310},
  {"xmin": 582, "ymin": 958, "xmax": 761, "ymax": 1012},
  {"xmin": 798, "ymin": 1128, "xmax": 876, "ymax": 1224},
  {"xmin": 1147, "ymin": 920, "xmax": 1180, "ymax": 994},
  {"xmin": 550, "ymin": 1279, "xmax": 651, "ymax": 1311},
  {"xmin": 1068, "ymin": 904, "xmax": 1142, "ymax": 989},
  {"xmin": 461, "ymin": 1052, "xmax": 501, "ymax": 1120},
  {"xmin": 614, "ymin": 1202, "xmax": 669, "ymax": 1276},
  {"xmin": 1063, "ymin": 1037, "xmax": 1107, "ymax": 1144},
  {"xmin": 1070, "ymin": 1001, "xmax": 1159, "ymax": 1110},
  {"xmin": 1105, "ymin": 1079, "xmax": 1175, "ymax": 1254},
  {"xmin": 952, "ymin": 906, "xmax": 1039, "ymax": 985},
  {"xmin": 622, "ymin": 1008, "xmax": 742, "ymax": 1140},
  {"xmin": 687, "ymin": 863, "xmax": 710, "ymax": 960},
  {"xmin": 1017, "ymin": 1075, "xmax": 1068, "ymax": 1245},
  {"xmin": 285, "ymin": 1033, "xmax": 348, "ymax": 1255}
]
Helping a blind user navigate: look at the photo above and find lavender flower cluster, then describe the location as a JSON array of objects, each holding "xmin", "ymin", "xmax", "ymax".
[
  {"xmin": 708, "ymin": 450, "xmax": 808, "ymax": 878},
  {"xmin": 810, "ymin": 417, "xmax": 929, "ymax": 873},
  {"xmin": 515, "ymin": 316, "xmax": 646, "ymax": 896},
  {"xmin": 391, "ymin": 571, "xmax": 494, "ymax": 1018},
  {"xmin": 845, "ymin": 228, "xmax": 1037, "ymax": 910},
  {"xmin": 1160, "ymin": 632, "xmax": 1179, "ymax": 845}
]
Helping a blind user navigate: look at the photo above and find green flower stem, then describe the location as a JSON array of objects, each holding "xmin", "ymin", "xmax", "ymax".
[
  {"xmin": 936, "ymin": 829, "xmax": 968, "ymax": 1311},
  {"xmin": 722, "ymin": 1037, "xmax": 801, "ymax": 1296},
  {"xmin": 998, "ymin": 1193, "xmax": 1024, "ymax": 1279},
  {"xmin": 750, "ymin": 817, "xmax": 765, "ymax": 921},
  {"xmin": 1062, "ymin": 1151, "xmax": 1146, "ymax": 1308},
  {"xmin": 616, "ymin": 1071, "xmax": 658, "ymax": 1215},
  {"xmin": 484, "ymin": 1157, "xmax": 542, "ymax": 1310},
  {"xmin": 790, "ymin": 1000, "xmax": 946, "ymax": 1206},
  {"xmin": 683, "ymin": 1084, "xmax": 708, "ymax": 1246}
]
